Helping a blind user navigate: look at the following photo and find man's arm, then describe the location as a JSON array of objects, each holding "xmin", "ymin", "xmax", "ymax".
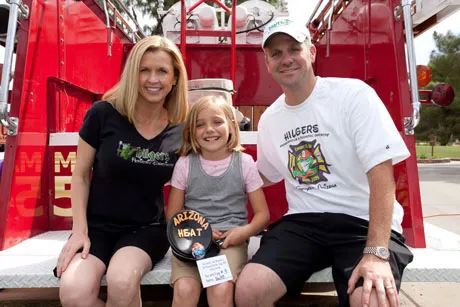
[
  {"xmin": 259, "ymin": 171, "xmax": 277, "ymax": 187},
  {"xmin": 347, "ymin": 159, "xmax": 399, "ymax": 307},
  {"xmin": 366, "ymin": 159, "xmax": 395, "ymax": 247}
]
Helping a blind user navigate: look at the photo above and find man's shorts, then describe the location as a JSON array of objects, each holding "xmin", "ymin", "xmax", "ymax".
[
  {"xmin": 249, "ymin": 213, "xmax": 413, "ymax": 307},
  {"xmin": 86, "ymin": 224, "xmax": 169, "ymax": 269},
  {"xmin": 171, "ymin": 242, "xmax": 248, "ymax": 286}
]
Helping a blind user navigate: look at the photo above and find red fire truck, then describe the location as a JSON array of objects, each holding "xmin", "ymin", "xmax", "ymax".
[{"xmin": 0, "ymin": 0, "xmax": 459, "ymax": 295}]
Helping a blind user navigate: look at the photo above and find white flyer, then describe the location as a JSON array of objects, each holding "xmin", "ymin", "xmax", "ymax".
[{"xmin": 196, "ymin": 255, "xmax": 233, "ymax": 288}]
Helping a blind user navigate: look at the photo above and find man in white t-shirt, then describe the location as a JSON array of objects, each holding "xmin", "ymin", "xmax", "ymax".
[{"xmin": 235, "ymin": 17, "xmax": 413, "ymax": 307}]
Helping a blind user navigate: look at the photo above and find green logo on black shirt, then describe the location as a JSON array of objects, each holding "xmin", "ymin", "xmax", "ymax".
[
  {"xmin": 117, "ymin": 142, "xmax": 138, "ymax": 160},
  {"xmin": 117, "ymin": 141, "xmax": 170, "ymax": 165}
]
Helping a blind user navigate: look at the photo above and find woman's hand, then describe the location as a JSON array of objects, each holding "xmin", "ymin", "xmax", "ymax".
[{"xmin": 56, "ymin": 231, "xmax": 90, "ymax": 277}]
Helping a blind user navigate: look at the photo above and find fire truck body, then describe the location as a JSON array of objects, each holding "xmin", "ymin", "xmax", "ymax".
[{"xmin": 0, "ymin": 0, "xmax": 460, "ymax": 290}]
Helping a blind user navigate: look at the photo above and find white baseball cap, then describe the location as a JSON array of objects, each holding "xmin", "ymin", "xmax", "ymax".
[{"xmin": 262, "ymin": 17, "xmax": 310, "ymax": 48}]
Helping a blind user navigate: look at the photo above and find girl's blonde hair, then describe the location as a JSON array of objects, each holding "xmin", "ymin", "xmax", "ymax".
[
  {"xmin": 102, "ymin": 36, "xmax": 188, "ymax": 125},
  {"xmin": 178, "ymin": 95, "xmax": 244, "ymax": 156}
]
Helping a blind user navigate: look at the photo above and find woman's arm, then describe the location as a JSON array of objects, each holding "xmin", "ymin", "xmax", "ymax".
[
  {"xmin": 56, "ymin": 137, "xmax": 95, "ymax": 276},
  {"xmin": 71, "ymin": 138, "xmax": 95, "ymax": 234}
]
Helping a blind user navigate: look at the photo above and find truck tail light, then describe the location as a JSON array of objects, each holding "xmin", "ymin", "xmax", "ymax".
[{"xmin": 431, "ymin": 83, "xmax": 455, "ymax": 107}]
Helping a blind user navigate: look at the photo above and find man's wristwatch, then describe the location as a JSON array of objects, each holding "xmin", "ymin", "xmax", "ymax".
[{"xmin": 363, "ymin": 246, "xmax": 390, "ymax": 261}]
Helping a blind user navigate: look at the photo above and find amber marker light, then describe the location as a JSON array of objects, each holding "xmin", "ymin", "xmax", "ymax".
[{"xmin": 416, "ymin": 65, "xmax": 432, "ymax": 88}]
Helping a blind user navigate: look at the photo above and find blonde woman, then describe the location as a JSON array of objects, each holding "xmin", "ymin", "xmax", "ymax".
[{"xmin": 56, "ymin": 35, "xmax": 188, "ymax": 307}]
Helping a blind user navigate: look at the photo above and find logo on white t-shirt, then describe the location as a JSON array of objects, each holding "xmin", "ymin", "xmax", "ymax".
[{"xmin": 288, "ymin": 140, "xmax": 330, "ymax": 185}]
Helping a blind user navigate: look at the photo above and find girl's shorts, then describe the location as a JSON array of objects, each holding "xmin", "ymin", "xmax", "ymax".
[{"xmin": 171, "ymin": 241, "xmax": 248, "ymax": 286}]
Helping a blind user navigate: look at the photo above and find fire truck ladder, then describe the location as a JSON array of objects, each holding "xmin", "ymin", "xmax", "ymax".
[
  {"xmin": 179, "ymin": 0, "xmax": 237, "ymax": 103},
  {"xmin": 0, "ymin": 0, "xmax": 28, "ymax": 137}
]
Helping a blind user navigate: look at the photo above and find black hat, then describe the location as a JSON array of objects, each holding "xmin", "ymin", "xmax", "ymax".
[{"xmin": 167, "ymin": 210, "xmax": 220, "ymax": 262}]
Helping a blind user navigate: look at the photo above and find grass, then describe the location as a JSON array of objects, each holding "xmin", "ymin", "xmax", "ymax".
[{"xmin": 416, "ymin": 145, "xmax": 460, "ymax": 159}]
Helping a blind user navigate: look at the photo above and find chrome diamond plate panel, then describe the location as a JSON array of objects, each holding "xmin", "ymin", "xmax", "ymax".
[{"xmin": 1, "ymin": 231, "xmax": 459, "ymax": 288}]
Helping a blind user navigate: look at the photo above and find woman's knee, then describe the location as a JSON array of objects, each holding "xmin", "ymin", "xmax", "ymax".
[
  {"xmin": 59, "ymin": 274, "xmax": 100, "ymax": 306},
  {"xmin": 59, "ymin": 256, "xmax": 104, "ymax": 307},
  {"xmin": 105, "ymin": 268, "xmax": 141, "ymax": 296}
]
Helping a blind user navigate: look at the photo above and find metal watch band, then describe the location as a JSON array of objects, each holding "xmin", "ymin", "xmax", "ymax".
[{"xmin": 363, "ymin": 246, "xmax": 390, "ymax": 261}]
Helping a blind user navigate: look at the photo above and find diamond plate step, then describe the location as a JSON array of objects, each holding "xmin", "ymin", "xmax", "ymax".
[{"xmin": 1, "ymin": 231, "xmax": 459, "ymax": 288}]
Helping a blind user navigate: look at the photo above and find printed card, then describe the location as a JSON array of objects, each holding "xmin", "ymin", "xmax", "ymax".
[{"xmin": 196, "ymin": 255, "xmax": 233, "ymax": 288}]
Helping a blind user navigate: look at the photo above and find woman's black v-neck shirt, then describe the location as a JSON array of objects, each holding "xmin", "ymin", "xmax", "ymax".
[{"xmin": 79, "ymin": 101, "xmax": 183, "ymax": 232}]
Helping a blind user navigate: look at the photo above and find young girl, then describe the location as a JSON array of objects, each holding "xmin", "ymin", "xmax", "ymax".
[{"xmin": 166, "ymin": 95, "xmax": 270, "ymax": 307}]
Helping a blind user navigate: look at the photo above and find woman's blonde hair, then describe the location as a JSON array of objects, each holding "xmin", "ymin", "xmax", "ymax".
[
  {"xmin": 102, "ymin": 35, "xmax": 188, "ymax": 125},
  {"xmin": 178, "ymin": 95, "xmax": 244, "ymax": 156}
]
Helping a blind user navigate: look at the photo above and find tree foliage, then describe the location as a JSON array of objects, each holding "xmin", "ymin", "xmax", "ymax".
[{"xmin": 415, "ymin": 31, "xmax": 460, "ymax": 145}]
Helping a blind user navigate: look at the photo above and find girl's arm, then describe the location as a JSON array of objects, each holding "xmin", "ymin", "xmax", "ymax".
[
  {"xmin": 221, "ymin": 188, "xmax": 270, "ymax": 248},
  {"xmin": 166, "ymin": 187, "xmax": 185, "ymax": 221},
  {"xmin": 56, "ymin": 137, "xmax": 95, "ymax": 276},
  {"xmin": 244, "ymin": 188, "xmax": 270, "ymax": 237}
]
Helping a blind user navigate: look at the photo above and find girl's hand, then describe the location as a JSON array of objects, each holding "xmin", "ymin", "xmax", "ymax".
[
  {"xmin": 56, "ymin": 231, "xmax": 90, "ymax": 277},
  {"xmin": 220, "ymin": 226, "xmax": 249, "ymax": 248},
  {"xmin": 212, "ymin": 229, "xmax": 223, "ymax": 241}
]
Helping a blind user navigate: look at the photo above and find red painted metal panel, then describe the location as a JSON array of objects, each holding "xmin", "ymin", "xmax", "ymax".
[
  {"xmin": 0, "ymin": 0, "xmax": 128, "ymax": 250},
  {"xmin": 315, "ymin": 0, "xmax": 366, "ymax": 80},
  {"xmin": 185, "ymin": 45, "xmax": 282, "ymax": 107}
]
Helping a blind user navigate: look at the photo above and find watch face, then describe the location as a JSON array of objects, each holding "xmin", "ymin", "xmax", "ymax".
[{"xmin": 378, "ymin": 247, "xmax": 389, "ymax": 258}]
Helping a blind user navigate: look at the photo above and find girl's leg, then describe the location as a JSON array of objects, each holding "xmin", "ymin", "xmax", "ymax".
[
  {"xmin": 59, "ymin": 253, "xmax": 106, "ymax": 307},
  {"xmin": 172, "ymin": 277, "xmax": 202, "ymax": 307},
  {"xmin": 207, "ymin": 281, "xmax": 234, "ymax": 307},
  {"xmin": 105, "ymin": 246, "xmax": 152, "ymax": 307}
]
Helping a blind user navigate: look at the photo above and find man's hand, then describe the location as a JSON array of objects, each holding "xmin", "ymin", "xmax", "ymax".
[
  {"xmin": 56, "ymin": 231, "xmax": 90, "ymax": 277},
  {"xmin": 348, "ymin": 255, "xmax": 398, "ymax": 307},
  {"xmin": 220, "ymin": 226, "xmax": 249, "ymax": 248}
]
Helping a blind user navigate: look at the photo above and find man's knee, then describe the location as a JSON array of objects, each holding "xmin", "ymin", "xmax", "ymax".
[
  {"xmin": 235, "ymin": 263, "xmax": 285, "ymax": 306},
  {"xmin": 349, "ymin": 287, "xmax": 392, "ymax": 307}
]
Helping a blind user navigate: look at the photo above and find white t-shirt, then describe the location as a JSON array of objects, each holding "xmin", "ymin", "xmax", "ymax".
[{"xmin": 256, "ymin": 77, "xmax": 410, "ymax": 233}]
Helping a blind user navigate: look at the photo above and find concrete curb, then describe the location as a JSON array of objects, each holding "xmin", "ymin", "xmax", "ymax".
[{"xmin": 417, "ymin": 158, "xmax": 451, "ymax": 164}]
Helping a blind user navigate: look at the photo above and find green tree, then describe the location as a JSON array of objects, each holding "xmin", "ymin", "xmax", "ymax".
[{"xmin": 416, "ymin": 31, "xmax": 460, "ymax": 145}]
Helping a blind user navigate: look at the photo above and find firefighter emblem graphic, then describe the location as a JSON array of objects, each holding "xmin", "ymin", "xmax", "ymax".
[{"xmin": 288, "ymin": 140, "xmax": 330, "ymax": 184}]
